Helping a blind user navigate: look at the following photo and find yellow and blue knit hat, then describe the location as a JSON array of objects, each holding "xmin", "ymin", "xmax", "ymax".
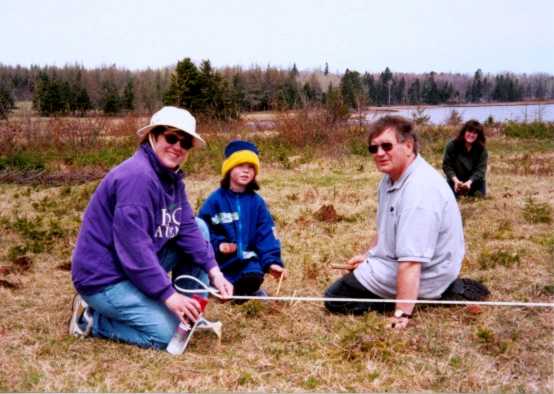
[{"xmin": 221, "ymin": 140, "xmax": 260, "ymax": 177}]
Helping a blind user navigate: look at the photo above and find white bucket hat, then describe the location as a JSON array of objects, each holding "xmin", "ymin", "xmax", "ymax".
[{"xmin": 136, "ymin": 106, "xmax": 206, "ymax": 146}]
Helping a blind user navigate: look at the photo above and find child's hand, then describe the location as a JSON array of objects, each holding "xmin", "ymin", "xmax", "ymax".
[
  {"xmin": 268, "ymin": 264, "xmax": 288, "ymax": 280},
  {"xmin": 219, "ymin": 243, "xmax": 237, "ymax": 254}
]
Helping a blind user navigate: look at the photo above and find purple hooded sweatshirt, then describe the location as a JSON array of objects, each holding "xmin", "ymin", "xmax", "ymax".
[{"xmin": 71, "ymin": 143, "xmax": 217, "ymax": 302}]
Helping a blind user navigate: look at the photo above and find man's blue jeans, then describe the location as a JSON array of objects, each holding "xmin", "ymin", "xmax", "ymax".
[{"xmin": 82, "ymin": 218, "xmax": 210, "ymax": 349}]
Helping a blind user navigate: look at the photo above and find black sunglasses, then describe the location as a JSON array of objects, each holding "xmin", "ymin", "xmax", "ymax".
[
  {"xmin": 368, "ymin": 142, "xmax": 394, "ymax": 154},
  {"xmin": 163, "ymin": 132, "xmax": 194, "ymax": 150}
]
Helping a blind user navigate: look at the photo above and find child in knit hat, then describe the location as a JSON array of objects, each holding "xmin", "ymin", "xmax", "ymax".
[{"xmin": 199, "ymin": 140, "xmax": 287, "ymax": 298}]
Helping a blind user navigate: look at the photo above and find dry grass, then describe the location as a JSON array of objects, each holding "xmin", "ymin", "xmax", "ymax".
[{"xmin": 0, "ymin": 125, "xmax": 553, "ymax": 392}]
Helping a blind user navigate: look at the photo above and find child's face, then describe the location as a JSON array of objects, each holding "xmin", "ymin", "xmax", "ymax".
[{"xmin": 229, "ymin": 163, "xmax": 256, "ymax": 191}]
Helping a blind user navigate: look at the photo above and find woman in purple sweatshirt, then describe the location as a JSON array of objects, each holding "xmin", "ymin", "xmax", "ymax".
[{"xmin": 69, "ymin": 106, "xmax": 233, "ymax": 349}]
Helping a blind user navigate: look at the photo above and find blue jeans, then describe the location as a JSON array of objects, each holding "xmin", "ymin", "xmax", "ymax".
[{"xmin": 82, "ymin": 218, "xmax": 210, "ymax": 349}]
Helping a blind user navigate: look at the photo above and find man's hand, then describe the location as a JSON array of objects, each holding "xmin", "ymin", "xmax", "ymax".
[
  {"xmin": 346, "ymin": 254, "xmax": 366, "ymax": 271},
  {"xmin": 387, "ymin": 315, "xmax": 410, "ymax": 330},
  {"xmin": 219, "ymin": 242, "xmax": 237, "ymax": 254},
  {"xmin": 331, "ymin": 254, "xmax": 366, "ymax": 271},
  {"xmin": 268, "ymin": 264, "xmax": 288, "ymax": 280},
  {"xmin": 165, "ymin": 292, "xmax": 201, "ymax": 324},
  {"xmin": 208, "ymin": 268, "xmax": 233, "ymax": 300},
  {"xmin": 393, "ymin": 261, "xmax": 420, "ymax": 329}
]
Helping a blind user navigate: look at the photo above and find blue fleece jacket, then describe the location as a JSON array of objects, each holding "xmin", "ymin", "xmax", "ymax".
[
  {"xmin": 198, "ymin": 188, "xmax": 282, "ymax": 282},
  {"xmin": 71, "ymin": 144, "xmax": 217, "ymax": 302}
]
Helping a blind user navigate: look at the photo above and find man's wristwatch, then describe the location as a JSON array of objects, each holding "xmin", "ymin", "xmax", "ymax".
[{"xmin": 394, "ymin": 309, "xmax": 412, "ymax": 319}]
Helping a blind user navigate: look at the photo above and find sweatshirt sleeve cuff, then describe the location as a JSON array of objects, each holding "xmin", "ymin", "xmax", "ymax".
[
  {"xmin": 204, "ymin": 258, "xmax": 218, "ymax": 272},
  {"xmin": 159, "ymin": 286, "xmax": 176, "ymax": 303}
]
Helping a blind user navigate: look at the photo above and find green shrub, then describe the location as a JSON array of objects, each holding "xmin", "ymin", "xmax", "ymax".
[
  {"xmin": 418, "ymin": 125, "xmax": 452, "ymax": 156},
  {"xmin": 0, "ymin": 152, "xmax": 46, "ymax": 171},
  {"xmin": 8, "ymin": 244, "xmax": 29, "ymax": 261},
  {"xmin": 478, "ymin": 249, "xmax": 521, "ymax": 269},
  {"xmin": 522, "ymin": 197, "xmax": 552, "ymax": 224},
  {"xmin": 72, "ymin": 145, "xmax": 135, "ymax": 168},
  {"xmin": 536, "ymin": 235, "xmax": 554, "ymax": 256},
  {"xmin": 504, "ymin": 121, "xmax": 554, "ymax": 140}
]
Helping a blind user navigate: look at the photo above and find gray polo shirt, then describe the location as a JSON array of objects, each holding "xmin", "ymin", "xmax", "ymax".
[{"xmin": 354, "ymin": 155, "xmax": 464, "ymax": 299}]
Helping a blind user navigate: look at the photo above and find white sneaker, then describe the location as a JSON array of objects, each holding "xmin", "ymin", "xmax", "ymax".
[
  {"xmin": 196, "ymin": 317, "xmax": 222, "ymax": 340},
  {"xmin": 68, "ymin": 294, "xmax": 93, "ymax": 337}
]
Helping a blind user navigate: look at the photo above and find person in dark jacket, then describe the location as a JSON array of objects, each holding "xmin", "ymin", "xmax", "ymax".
[
  {"xmin": 442, "ymin": 119, "xmax": 488, "ymax": 197},
  {"xmin": 199, "ymin": 140, "xmax": 287, "ymax": 297},
  {"xmin": 69, "ymin": 106, "xmax": 233, "ymax": 349}
]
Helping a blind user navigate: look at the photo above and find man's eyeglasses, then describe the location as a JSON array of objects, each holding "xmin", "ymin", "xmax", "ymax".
[
  {"xmin": 163, "ymin": 132, "xmax": 194, "ymax": 150},
  {"xmin": 368, "ymin": 142, "xmax": 394, "ymax": 154}
]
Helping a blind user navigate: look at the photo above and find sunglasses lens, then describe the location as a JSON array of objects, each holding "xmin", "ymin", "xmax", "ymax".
[
  {"xmin": 368, "ymin": 143, "xmax": 394, "ymax": 154},
  {"xmin": 382, "ymin": 143, "xmax": 393, "ymax": 151},
  {"xmin": 164, "ymin": 134, "xmax": 178, "ymax": 145},
  {"xmin": 163, "ymin": 133, "xmax": 193, "ymax": 150},
  {"xmin": 368, "ymin": 145, "xmax": 378, "ymax": 154},
  {"xmin": 179, "ymin": 135, "xmax": 193, "ymax": 150}
]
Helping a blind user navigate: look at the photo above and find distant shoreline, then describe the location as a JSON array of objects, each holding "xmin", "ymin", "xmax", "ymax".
[{"xmin": 367, "ymin": 99, "xmax": 554, "ymax": 112}]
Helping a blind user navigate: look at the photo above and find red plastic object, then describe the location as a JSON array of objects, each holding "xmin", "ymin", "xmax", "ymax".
[{"xmin": 192, "ymin": 294, "xmax": 208, "ymax": 312}]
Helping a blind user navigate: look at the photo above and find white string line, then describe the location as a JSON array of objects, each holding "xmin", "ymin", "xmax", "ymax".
[{"xmin": 174, "ymin": 275, "xmax": 554, "ymax": 309}]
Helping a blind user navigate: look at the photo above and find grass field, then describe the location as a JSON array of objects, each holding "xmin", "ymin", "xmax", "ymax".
[{"xmin": 0, "ymin": 115, "xmax": 553, "ymax": 392}]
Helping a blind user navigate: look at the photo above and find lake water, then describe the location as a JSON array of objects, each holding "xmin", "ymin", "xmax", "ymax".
[{"xmin": 364, "ymin": 103, "xmax": 554, "ymax": 124}]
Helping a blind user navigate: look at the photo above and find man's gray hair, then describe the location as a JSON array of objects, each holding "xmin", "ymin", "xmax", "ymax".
[{"xmin": 367, "ymin": 115, "xmax": 418, "ymax": 155}]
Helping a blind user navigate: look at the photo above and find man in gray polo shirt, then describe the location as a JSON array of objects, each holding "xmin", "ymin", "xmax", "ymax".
[{"xmin": 324, "ymin": 115, "xmax": 465, "ymax": 329}]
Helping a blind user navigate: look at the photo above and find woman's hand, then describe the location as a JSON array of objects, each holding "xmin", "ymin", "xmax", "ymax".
[
  {"xmin": 461, "ymin": 180, "xmax": 472, "ymax": 191},
  {"xmin": 164, "ymin": 292, "xmax": 201, "ymax": 324},
  {"xmin": 219, "ymin": 243, "xmax": 237, "ymax": 254},
  {"xmin": 268, "ymin": 264, "xmax": 288, "ymax": 280},
  {"xmin": 453, "ymin": 178, "xmax": 464, "ymax": 193},
  {"xmin": 209, "ymin": 268, "xmax": 233, "ymax": 300}
]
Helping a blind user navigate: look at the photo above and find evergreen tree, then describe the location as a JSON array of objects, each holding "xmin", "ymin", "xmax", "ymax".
[
  {"xmin": 301, "ymin": 75, "xmax": 323, "ymax": 105},
  {"xmin": 33, "ymin": 73, "xmax": 65, "ymax": 115},
  {"xmin": 466, "ymin": 69, "xmax": 484, "ymax": 102},
  {"xmin": 534, "ymin": 79, "xmax": 547, "ymax": 99},
  {"xmin": 392, "ymin": 77, "xmax": 406, "ymax": 105},
  {"xmin": 199, "ymin": 60, "xmax": 240, "ymax": 119},
  {"xmin": 325, "ymin": 83, "xmax": 349, "ymax": 123},
  {"xmin": 73, "ymin": 86, "xmax": 92, "ymax": 115},
  {"xmin": 122, "ymin": 78, "xmax": 135, "ymax": 111},
  {"xmin": 492, "ymin": 74, "xmax": 522, "ymax": 102},
  {"xmin": 377, "ymin": 67, "xmax": 394, "ymax": 105},
  {"xmin": 164, "ymin": 58, "xmax": 240, "ymax": 119},
  {"xmin": 324, "ymin": 62, "xmax": 329, "ymax": 76},
  {"xmin": 101, "ymin": 81, "xmax": 121, "ymax": 114},
  {"xmin": 232, "ymin": 73, "xmax": 248, "ymax": 111},
  {"xmin": 363, "ymin": 73, "xmax": 377, "ymax": 105},
  {"xmin": 440, "ymin": 82, "xmax": 455, "ymax": 103},
  {"xmin": 278, "ymin": 76, "xmax": 301, "ymax": 109},
  {"xmin": 68, "ymin": 70, "xmax": 92, "ymax": 115},
  {"xmin": 0, "ymin": 83, "xmax": 15, "ymax": 120},
  {"xmin": 340, "ymin": 69, "xmax": 363, "ymax": 109},
  {"xmin": 163, "ymin": 57, "xmax": 202, "ymax": 111},
  {"xmin": 198, "ymin": 60, "xmax": 218, "ymax": 113},
  {"xmin": 407, "ymin": 79, "xmax": 421, "ymax": 104},
  {"xmin": 290, "ymin": 63, "xmax": 299, "ymax": 77},
  {"xmin": 422, "ymin": 72, "xmax": 440, "ymax": 104}
]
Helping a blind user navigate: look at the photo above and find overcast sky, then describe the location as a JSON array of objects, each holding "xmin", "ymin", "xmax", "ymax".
[{"xmin": 3, "ymin": 0, "xmax": 553, "ymax": 74}]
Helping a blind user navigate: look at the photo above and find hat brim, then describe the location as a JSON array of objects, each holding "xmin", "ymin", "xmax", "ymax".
[{"xmin": 136, "ymin": 123, "xmax": 206, "ymax": 146}]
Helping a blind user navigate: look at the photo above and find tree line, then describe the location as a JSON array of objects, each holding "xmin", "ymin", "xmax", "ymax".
[{"xmin": 1, "ymin": 60, "xmax": 553, "ymax": 120}]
